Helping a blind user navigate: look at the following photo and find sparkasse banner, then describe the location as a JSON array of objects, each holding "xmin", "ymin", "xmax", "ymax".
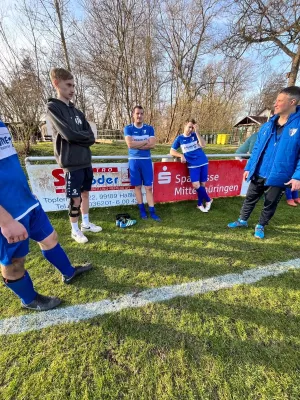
[{"xmin": 153, "ymin": 160, "xmax": 247, "ymax": 203}]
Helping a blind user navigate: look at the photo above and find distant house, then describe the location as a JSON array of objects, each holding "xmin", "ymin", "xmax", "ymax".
[{"xmin": 232, "ymin": 108, "xmax": 273, "ymax": 144}]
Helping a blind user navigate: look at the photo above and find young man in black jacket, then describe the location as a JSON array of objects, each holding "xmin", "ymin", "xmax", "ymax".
[{"xmin": 47, "ymin": 68, "xmax": 102, "ymax": 244}]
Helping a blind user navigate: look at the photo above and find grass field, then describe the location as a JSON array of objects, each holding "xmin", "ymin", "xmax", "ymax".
[
  {"xmin": 17, "ymin": 142, "xmax": 239, "ymax": 165},
  {"xmin": 1, "ymin": 143, "xmax": 300, "ymax": 399}
]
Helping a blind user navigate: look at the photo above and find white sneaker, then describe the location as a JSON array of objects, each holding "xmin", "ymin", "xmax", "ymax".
[
  {"xmin": 81, "ymin": 222, "xmax": 102, "ymax": 233},
  {"xmin": 71, "ymin": 230, "xmax": 88, "ymax": 244},
  {"xmin": 197, "ymin": 205, "xmax": 208, "ymax": 212},
  {"xmin": 205, "ymin": 199, "xmax": 213, "ymax": 211}
]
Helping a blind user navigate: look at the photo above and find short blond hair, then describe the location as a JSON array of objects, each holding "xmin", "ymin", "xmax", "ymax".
[{"xmin": 50, "ymin": 68, "xmax": 73, "ymax": 82}]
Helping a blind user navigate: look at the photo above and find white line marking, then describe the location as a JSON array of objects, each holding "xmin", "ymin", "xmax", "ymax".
[{"xmin": 1, "ymin": 258, "xmax": 300, "ymax": 335}]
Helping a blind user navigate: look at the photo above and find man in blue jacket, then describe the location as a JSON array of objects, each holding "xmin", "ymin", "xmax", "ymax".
[{"xmin": 228, "ymin": 86, "xmax": 300, "ymax": 239}]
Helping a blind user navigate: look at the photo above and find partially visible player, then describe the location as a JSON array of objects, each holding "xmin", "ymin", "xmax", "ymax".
[
  {"xmin": 124, "ymin": 105, "xmax": 160, "ymax": 221},
  {"xmin": 285, "ymin": 187, "xmax": 300, "ymax": 206},
  {"xmin": 170, "ymin": 119, "xmax": 212, "ymax": 212},
  {"xmin": 47, "ymin": 68, "xmax": 102, "ymax": 244},
  {"xmin": 0, "ymin": 120, "xmax": 92, "ymax": 311},
  {"xmin": 235, "ymin": 132, "xmax": 258, "ymax": 160}
]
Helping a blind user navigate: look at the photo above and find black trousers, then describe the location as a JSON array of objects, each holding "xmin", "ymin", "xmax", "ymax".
[{"xmin": 240, "ymin": 176, "xmax": 284, "ymax": 226}]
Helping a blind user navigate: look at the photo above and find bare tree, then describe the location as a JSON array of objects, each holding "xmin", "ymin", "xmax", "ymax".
[
  {"xmin": 0, "ymin": 0, "xmax": 265, "ymax": 145},
  {"xmin": 0, "ymin": 2, "xmax": 50, "ymax": 153},
  {"xmin": 245, "ymin": 70, "xmax": 286, "ymax": 115},
  {"xmin": 156, "ymin": 0, "xmax": 223, "ymax": 141},
  {"xmin": 78, "ymin": 0, "xmax": 162, "ymax": 128},
  {"xmin": 222, "ymin": 0, "xmax": 300, "ymax": 85},
  {"xmin": 0, "ymin": 55, "xmax": 44, "ymax": 154}
]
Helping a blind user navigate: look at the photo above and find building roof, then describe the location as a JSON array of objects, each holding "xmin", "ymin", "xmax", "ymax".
[
  {"xmin": 257, "ymin": 108, "xmax": 272, "ymax": 117},
  {"xmin": 234, "ymin": 115, "xmax": 269, "ymax": 127}
]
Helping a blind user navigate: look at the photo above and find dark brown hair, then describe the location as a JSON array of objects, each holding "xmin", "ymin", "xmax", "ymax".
[
  {"xmin": 185, "ymin": 118, "xmax": 196, "ymax": 125},
  {"xmin": 132, "ymin": 105, "xmax": 144, "ymax": 115}
]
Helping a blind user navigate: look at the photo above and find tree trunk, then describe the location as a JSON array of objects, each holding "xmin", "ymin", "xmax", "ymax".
[
  {"xmin": 102, "ymin": 55, "xmax": 122, "ymax": 129},
  {"xmin": 54, "ymin": 0, "xmax": 71, "ymax": 71},
  {"xmin": 288, "ymin": 44, "xmax": 300, "ymax": 86}
]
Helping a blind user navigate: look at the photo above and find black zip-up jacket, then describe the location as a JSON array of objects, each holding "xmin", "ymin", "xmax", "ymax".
[{"xmin": 47, "ymin": 98, "xmax": 95, "ymax": 172}]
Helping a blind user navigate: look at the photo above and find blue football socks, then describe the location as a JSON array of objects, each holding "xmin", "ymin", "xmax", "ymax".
[
  {"xmin": 196, "ymin": 187, "xmax": 204, "ymax": 206},
  {"xmin": 42, "ymin": 243, "xmax": 75, "ymax": 278},
  {"xmin": 3, "ymin": 271, "xmax": 37, "ymax": 305},
  {"xmin": 197, "ymin": 186, "xmax": 210, "ymax": 205},
  {"xmin": 138, "ymin": 203, "xmax": 148, "ymax": 219},
  {"xmin": 149, "ymin": 206, "xmax": 161, "ymax": 221},
  {"xmin": 203, "ymin": 187, "xmax": 211, "ymax": 202}
]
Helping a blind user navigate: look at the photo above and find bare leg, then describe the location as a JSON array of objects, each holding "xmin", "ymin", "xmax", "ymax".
[
  {"xmin": 145, "ymin": 186, "xmax": 160, "ymax": 220},
  {"xmin": 145, "ymin": 186, "xmax": 154, "ymax": 207},
  {"xmin": 38, "ymin": 230, "xmax": 58, "ymax": 251},
  {"xmin": 1, "ymin": 257, "xmax": 26, "ymax": 280},
  {"xmin": 81, "ymin": 191, "xmax": 89, "ymax": 215},
  {"xmin": 134, "ymin": 186, "xmax": 143, "ymax": 204}
]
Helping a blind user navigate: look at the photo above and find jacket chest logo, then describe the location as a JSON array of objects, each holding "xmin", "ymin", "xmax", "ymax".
[
  {"xmin": 289, "ymin": 128, "xmax": 297, "ymax": 137},
  {"xmin": 75, "ymin": 116, "xmax": 82, "ymax": 125}
]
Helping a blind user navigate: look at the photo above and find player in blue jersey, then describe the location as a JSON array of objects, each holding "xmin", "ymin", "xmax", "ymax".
[
  {"xmin": 124, "ymin": 105, "xmax": 160, "ymax": 221},
  {"xmin": 0, "ymin": 121, "xmax": 92, "ymax": 311},
  {"xmin": 170, "ymin": 119, "xmax": 213, "ymax": 212}
]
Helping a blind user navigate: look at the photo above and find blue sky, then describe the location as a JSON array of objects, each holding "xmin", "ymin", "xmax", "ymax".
[{"xmin": 0, "ymin": 0, "xmax": 298, "ymax": 114}]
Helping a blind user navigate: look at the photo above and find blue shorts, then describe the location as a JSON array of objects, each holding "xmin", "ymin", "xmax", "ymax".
[
  {"xmin": 129, "ymin": 159, "xmax": 153, "ymax": 186},
  {"xmin": 0, "ymin": 205, "xmax": 54, "ymax": 266},
  {"xmin": 189, "ymin": 164, "xmax": 208, "ymax": 183}
]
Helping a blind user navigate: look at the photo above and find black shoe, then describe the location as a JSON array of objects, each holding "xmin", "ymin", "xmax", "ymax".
[
  {"xmin": 21, "ymin": 293, "xmax": 61, "ymax": 311},
  {"xmin": 62, "ymin": 264, "xmax": 93, "ymax": 284}
]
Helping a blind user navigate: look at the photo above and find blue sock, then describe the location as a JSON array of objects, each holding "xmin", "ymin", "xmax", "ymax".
[
  {"xmin": 285, "ymin": 188, "xmax": 293, "ymax": 200},
  {"xmin": 42, "ymin": 243, "xmax": 75, "ymax": 277},
  {"xmin": 138, "ymin": 203, "xmax": 147, "ymax": 219},
  {"xmin": 202, "ymin": 187, "xmax": 211, "ymax": 202},
  {"xmin": 196, "ymin": 187, "xmax": 204, "ymax": 206},
  {"xmin": 293, "ymin": 190, "xmax": 299, "ymax": 200},
  {"xmin": 149, "ymin": 206, "xmax": 161, "ymax": 221},
  {"xmin": 4, "ymin": 271, "xmax": 37, "ymax": 305}
]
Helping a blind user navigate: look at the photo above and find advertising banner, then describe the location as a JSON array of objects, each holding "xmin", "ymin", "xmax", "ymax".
[
  {"xmin": 153, "ymin": 160, "xmax": 247, "ymax": 203},
  {"xmin": 26, "ymin": 163, "xmax": 140, "ymax": 212},
  {"xmin": 26, "ymin": 159, "xmax": 247, "ymax": 212}
]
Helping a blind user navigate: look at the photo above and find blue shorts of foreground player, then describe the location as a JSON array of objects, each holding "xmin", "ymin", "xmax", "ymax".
[
  {"xmin": 129, "ymin": 158, "xmax": 153, "ymax": 186},
  {"xmin": 0, "ymin": 205, "xmax": 54, "ymax": 266},
  {"xmin": 189, "ymin": 164, "xmax": 208, "ymax": 183}
]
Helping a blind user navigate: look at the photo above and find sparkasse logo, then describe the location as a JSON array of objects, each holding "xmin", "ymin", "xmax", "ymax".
[{"xmin": 158, "ymin": 166, "xmax": 171, "ymax": 184}]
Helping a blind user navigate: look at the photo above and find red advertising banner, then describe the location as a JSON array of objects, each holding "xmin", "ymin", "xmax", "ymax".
[{"xmin": 153, "ymin": 160, "xmax": 247, "ymax": 203}]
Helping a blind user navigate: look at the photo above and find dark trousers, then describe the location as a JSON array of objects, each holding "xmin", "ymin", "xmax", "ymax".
[{"xmin": 240, "ymin": 176, "xmax": 283, "ymax": 226}]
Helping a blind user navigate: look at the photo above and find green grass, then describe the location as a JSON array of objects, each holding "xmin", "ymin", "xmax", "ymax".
[
  {"xmin": 1, "ymin": 144, "xmax": 300, "ymax": 399},
  {"xmin": 16, "ymin": 142, "xmax": 238, "ymax": 166}
]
